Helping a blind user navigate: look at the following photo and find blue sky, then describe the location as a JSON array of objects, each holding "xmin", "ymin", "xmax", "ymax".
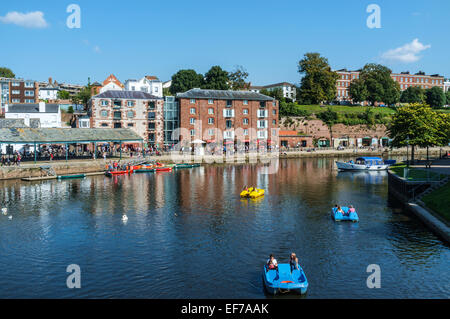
[{"xmin": 0, "ymin": 0, "xmax": 448, "ymax": 86}]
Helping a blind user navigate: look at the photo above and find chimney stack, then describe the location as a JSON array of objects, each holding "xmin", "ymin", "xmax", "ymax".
[{"xmin": 49, "ymin": 77, "xmax": 52, "ymax": 84}]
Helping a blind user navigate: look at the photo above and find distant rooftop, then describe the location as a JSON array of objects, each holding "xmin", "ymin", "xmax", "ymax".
[
  {"xmin": 92, "ymin": 90, "xmax": 162, "ymax": 100},
  {"xmin": 176, "ymin": 88, "xmax": 274, "ymax": 101},
  {"xmin": 0, "ymin": 128, "xmax": 143, "ymax": 144},
  {"xmin": 7, "ymin": 103, "xmax": 59, "ymax": 113}
]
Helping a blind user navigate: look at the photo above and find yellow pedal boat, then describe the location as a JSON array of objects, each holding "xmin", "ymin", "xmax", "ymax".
[{"xmin": 240, "ymin": 187, "xmax": 265, "ymax": 198}]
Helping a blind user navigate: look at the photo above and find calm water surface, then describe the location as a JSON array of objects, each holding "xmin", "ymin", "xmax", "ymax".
[{"xmin": 0, "ymin": 158, "xmax": 448, "ymax": 298}]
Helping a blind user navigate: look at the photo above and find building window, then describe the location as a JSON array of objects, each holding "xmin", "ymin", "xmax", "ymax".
[
  {"xmin": 208, "ymin": 129, "xmax": 214, "ymax": 136},
  {"xmin": 226, "ymin": 120, "xmax": 233, "ymax": 129},
  {"xmin": 190, "ymin": 129, "xmax": 195, "ymax": 136},
  {"xmin": 113, "ymin": 101, "xmax": 121, "ymax": 108},
  {"xmin": 243, "ymin": 129, "xmax": 249, "ymax": 136},
  {"xmin": 257, "ymin": 120, "xmax": 267, "ymax": 128},
  {"xmin": 257, "ymin": 110, "xmax": 267, "ymax": 118},
  {"xmin": 12, "ymin": 99, "xmax": 20, "ymax": 103},
  {"xmin": 127, "ymin": 101, "xmax": 135, "ymax": 107},
  {"xmin": 208, "ymin": 99, "xmax": 214, "ymax": 104},
  {"xmin": 272, "ymin": 119, "xmax": 276, "ymax": 125},
  {"xmin": 25, "ymin": 90, "xmax": 34, "ymax": 96},
  {"xmin": 12, "ymin": 82, "xmax": 20, "ymax": 87},
  {"xmin": 149, "ymin": 101, "xmax": 155, "ymax": 109},
  {"xmin": 226, "ymin": 100, "xmax": 232, "ymax": 107},
  {"xmin": 243, "ymin": 109, "xmax": 249, "ymax": 115},
  {"xmin": 113, "ymin": 111, "xmax": 122, "ymax": 119},
  {"xmin": 190, "ymin": 107, "xmax": 196, "ymax": 114},
  {"xmin": 272, "ymin": 109, "xmax": 276, "ymax": 115},
  {"xmin": 243, "ymin": 100, "xmax": 248, "ymax": 105},
  {"xmin": 148, "ymin": 112, "xmax": 155, "ymax": 119},
  {"xmin": 127, "ymin": 111, "xmax": 134, "ymax": 118},
  {"xmin": 25, "ymin": 99, "xmax": 34, "ymax": 103},
  {"xmin": 149, "ymin": 133, "xmax": 155, "ymax": 142},
  {"xmin": 190, "ymin": 118, "xmax": 195, "ymax": 125},
  {"xmin": 101, "ymin": 123, "xmax": 108, "ymax": 127},
  {"xmin": 208, "ymin": 118, "xmax": 214, "ymax": 125},
  {"xmin": 12, "ymin": 90, "xmax": 20, "ymax": 94},
  {"xmin": 127, "ymin": 123, "xmax": 134, "ymax": 127},
  {"xmin": 208, "ymin": 108, "xmax": 214, "ymax": 114},
  {"xmin": 101, "ymin": 100, "xmax": 108, "ymax": 106},
  {"xmin": 260, "ymin": 101, "xmax": 266, "ymax": 108},
  {"xmin": 243, "ymin": 118, "xmax": 249, "ymax": 125},
  {"xmin": 148, "ymin": 122, "xmax": 155, "ymax": 130},
  {"xmin": 114, "ymin": 122, "xmax": 122, "ymax": 128},
  {"xmin": 101, "ymin": 110, "xmax": 108, "ymax": 117},
  {"xmin": 25, "ymin": 82, "xmax": 34, "ymax": 88},
  {"xmin": 190, "ymin": 99, "xmax": 196, "ymax": 104},
  {"xmin": 257, "ymin": 130, "xmax": 267, "ymax": 139},
  {"xmin": 223, "ymin": 109, "xmax": 234, "ymax": 117}
]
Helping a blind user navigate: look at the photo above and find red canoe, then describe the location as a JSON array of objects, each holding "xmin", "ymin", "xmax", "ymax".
[{"xmin": 155, "ymin": 167, "xmax": 172, "ymax": 172}]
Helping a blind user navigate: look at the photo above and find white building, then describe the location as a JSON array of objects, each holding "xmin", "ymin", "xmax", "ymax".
[
  {"xmin": 5, "ymin": 102, "xmax": 61, "ymax": 128},
  {"xmin": 124, "ymin": 76, "xmax": 163, "ymax": 98},
  {"xmin": 444, "ymin": 79, "xmax": 450, "ymax": 92},
  {"xmin": 249, "ymin": 82, "xmax": 297, "ymax": 101},
  {"xmin": 38, "ymin": 82, "xmax": 60, "ymax": 101}
]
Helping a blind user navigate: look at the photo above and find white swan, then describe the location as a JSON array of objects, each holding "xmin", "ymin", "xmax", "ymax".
[
  {"xmin": 1, "ymin": 208, "xmax": 7, "ymax": 215},
  {"xmin": 122, "ymin": 214, "xmax": 128, "ymax": 222}
]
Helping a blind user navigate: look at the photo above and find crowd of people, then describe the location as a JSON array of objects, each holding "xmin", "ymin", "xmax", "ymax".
[{"xmin": 1, "ymin": 153, "xmax": 22, "ymax": 166}]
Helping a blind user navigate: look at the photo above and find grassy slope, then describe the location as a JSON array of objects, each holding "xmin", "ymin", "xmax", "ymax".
[
  {"xmin": 390, "ymin": 164, "xmax": 447, "ymax": 181},
  {"xmin": 421, "ymin": 182, "xmax": 450, "ymax": 222}
]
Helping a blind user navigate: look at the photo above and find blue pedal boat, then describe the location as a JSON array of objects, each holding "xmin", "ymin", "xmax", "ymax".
[
  {"xmin": 262, "ymin": 263, "xmax": 308, "ymax": 295},
  {"xmin": 331, "ymin": 206, "xmax": 359, "ymax": 222}
]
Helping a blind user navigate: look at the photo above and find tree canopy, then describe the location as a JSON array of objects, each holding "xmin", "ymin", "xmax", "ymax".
[
  {"xmin": 348, "ymin": 78, "xmax": 368, "ymax": 104},
  {"xmin": 228, "ymin": 66, "xmax": 249, "ymax": 90},
  {"xmin": 57, "ymin": 90, "xmax": 70, "ymax": 100},
  {"xmin": 202, "ymin": 66, "xmax": 230, "ymax": 90},
  {"xmin": 297, "ymin": 53, "xmax": 339, "ymax": 104},
  {"xmin": 170, "ymin": 69, "xmax": 204, "ymax": 94},
  {"xmin": 0, "ymin": 67, "xmax": 15, "ymax": 78},
  {"xmin": 425, "ymin": 86, "xmax": 446, "ymax": 108},
  {"xmin": 359, "ymin": 64, "xmax": 400, "ymax": 106},
  {"xmin": 400, "ymin": 86, "xmax": 425, "ymax": 104},
  {"xmin": 388, "ymin": 104, "xmax": 449, "ymax": 161}
]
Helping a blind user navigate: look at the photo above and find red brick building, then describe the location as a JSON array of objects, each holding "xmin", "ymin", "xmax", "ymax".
[
  {"xmin": 279, "ymin": 130, "xmax": 313, "ymax": 148},
  {"xmin": 176, "ymin": 89, "xmax": 279, "ymax": 147},
  {"xmin": 336, "ymin": 69, "xmax": 445, "ymax": 103}
]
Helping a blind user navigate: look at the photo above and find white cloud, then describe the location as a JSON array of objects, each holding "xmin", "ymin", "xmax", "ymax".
[
  {"xmin": 0, "ymin": 11, "xmax": 48, "ymax": 28},
  {"xmin": 93, "ymin": 46, "xmax": 101, "ymax": 53},
  {"xmin": 381, "ymin": 38, "xmax": 431, "ymax": 63}
]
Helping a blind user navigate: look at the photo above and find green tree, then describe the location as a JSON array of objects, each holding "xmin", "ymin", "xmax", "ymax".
[
  {"xmin": 170, "ymin": 69, "xmax": 204, "ymax": 94},
  {"xmin": 425, "ymin": 86, "xmax": 445, "ymax": 108},
  {"xmin": 445, "ymin": 90, "xmax": 450, "ymax": 105},
  {"xmin": 260, "ymin": 88, "xmax": 283, "ymax": 101},
  {"xmin": 0, "ymin": 67, "xmax": 15, "ymax": 78},
  {"xmin": 202, "ymin": 66, "xmax": 230, "ymax": 90},
  {"xmin": 228, "ymin": 65, "xmax": 249, "ymax": 90},
  {"xmin": 400, "ymin": 86, "xmax": 425, "ymax": 104},
  {"xmin": 163, "ymin": 87, "xmax": 172, "ymax": 96},
  {"xmin": 57, "ymin": 90, "xmax": 70, "ymax": 100},
  {"xmin": 388, "ymin": 104, "xmax": 447, "ymax": 162},
  {"xmin": 67, "ymin": 105, "xmax": 74, "ymax": 114},
  {"xmin": 359, "ymin": 64, "xmax": 400, "ymax": 106},
  {"xmin": 348, "ymin": 78, "xmax": 368, "ymax": 104},
  {"xmin": 73, "ymin": 83, "xmax": 92, "ymax": 111},
  {"xmin": 297, "ymin": 53, "xmax": 339, "ymax": 104}
]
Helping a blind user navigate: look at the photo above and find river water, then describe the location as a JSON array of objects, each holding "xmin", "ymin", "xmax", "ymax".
[{"xmin": 0, "ymin": 158, "xmax": 448, "ymax": 298}]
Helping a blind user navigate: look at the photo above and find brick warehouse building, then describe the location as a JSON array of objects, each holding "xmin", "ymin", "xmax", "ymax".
[
  {"xmin": 88, "ymin": 90, "xmax": 164, "ymax": 146},
  {"xmin": 176, "ymin": 89, "xmax": 279, "ymax": 147},
  {"xmin": 335, "ymin": 69, "xmax": 445, "ymax": 102}
]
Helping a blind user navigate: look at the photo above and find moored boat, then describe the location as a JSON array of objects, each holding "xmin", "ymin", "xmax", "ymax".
[
  {"xmin": 262, "ymin": 263, "xmax": 308, "ymax": 295},
  {"xmin": 57, "ymin": 174, "xmax": 86, "ymax": 180},
  {"xmin": 155, "ymin": 167, "xmax": 172, "ymax": 172},
  {"xmin": 105, "ymin": 170, "xmax": 130, "ymax": 177},
  {"xmin": 331, "ymin": 206, "xmax": 359, "ymax": 222},
  {"xmin": 134, "ymin": 169, "xmax": 156, "ymax": 173},
  {"xmin": 336, "ymin": 157, "xmax": 390, "ymax": 171}
]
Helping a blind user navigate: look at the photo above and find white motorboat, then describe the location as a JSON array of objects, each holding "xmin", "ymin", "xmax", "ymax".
[{"xmin": 336, "ymin": 157, "xmax": 390, "ymax": 171}]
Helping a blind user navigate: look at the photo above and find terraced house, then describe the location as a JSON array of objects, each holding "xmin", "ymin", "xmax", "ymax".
[
  {"xmin": 88, "ymin": 90, "xmax": 164, "ymax": 146},
  {"xmin": 176, "ymin": 89, "xmax": 279, "ymax": 147}
]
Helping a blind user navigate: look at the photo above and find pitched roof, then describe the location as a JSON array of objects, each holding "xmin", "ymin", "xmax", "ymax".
[
  {"xmin": 7, "ymin": 104, "xmax": 59, "ymax": 113},
  {"xmin": 0, "ymin": 128, "xmax": 143, "ymax": 143},
  {"xmin": 176, "ymin": 88, "xmax": 274, "ymax": 101},
  {"xmin": 92, "ymin": 90, "xmax": 162, "ymax": 100},
  {"xmin": 102, "ymin": 74, "xmax": 124, "ymax": 88}
]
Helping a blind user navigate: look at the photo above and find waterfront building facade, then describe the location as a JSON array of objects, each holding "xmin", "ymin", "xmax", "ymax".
[
  {"xmin": 124, "ymin": 76, "xmax": 163, "ymax": 98},
  {"xmin": 0, "ymin": 78, "xmax": 38, "ymax": 111},
  {"xmin": 88, "ymin": 90, "xmax": 164, "ymax": 146},
  {"xmin": 176, "ymin": 89, "xmax": 279, "ymax": 146},
  {"xmin": 335, "ymin": 69, "xmax": 445, "ymax": 103},
  {"xmin": 100, "ymin": 74, "xmax": 124, "ymax": 93},
  {"xmin": 5, "ymin": 102, "xmax": 61, "ymax": 128},
  {"xmin": 163, "ymin": 96, "xmax": 179, "ymax": 147}
]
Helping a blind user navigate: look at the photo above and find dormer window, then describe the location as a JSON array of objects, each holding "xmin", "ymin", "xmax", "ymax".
[{"xmin": 226, "ymin": 100, "xmax": 232, "ymax": 107}]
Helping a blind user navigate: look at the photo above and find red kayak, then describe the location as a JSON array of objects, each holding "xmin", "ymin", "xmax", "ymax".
[
  {"xmin": 105, "ymin": 170, "xmax": 130, "ymax": 177},
  {"xmin": 155, "ymin": 167, "xmax": 172, "ymax": 172}
]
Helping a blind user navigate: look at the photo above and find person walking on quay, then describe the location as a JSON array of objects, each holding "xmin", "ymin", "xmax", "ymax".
[{"xmin": 1, "ymin": 155, "xmax": 5, "ymax": 166}]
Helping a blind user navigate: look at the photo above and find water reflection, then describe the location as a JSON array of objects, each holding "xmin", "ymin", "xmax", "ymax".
[{"xmin": 0, "ymin": 158, "xmax": 448, "ymax": 298}]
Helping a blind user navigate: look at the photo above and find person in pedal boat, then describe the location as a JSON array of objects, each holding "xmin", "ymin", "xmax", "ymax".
[
  {"xmin": 289, "ymin": 253, "xmax": 299, "ymax": 272},
  {"xmin": 267, "ymin": 254, "xmax": 278, "ymax": 270},
  {"xmin": 347, "ymin": 205, "xmax": 355, "ymax": 216}
]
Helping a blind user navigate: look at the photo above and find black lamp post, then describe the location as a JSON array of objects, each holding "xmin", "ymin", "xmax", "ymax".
[{"xmin": 406, "ymin": 136, "xmax": 410, "ymax": 168}]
